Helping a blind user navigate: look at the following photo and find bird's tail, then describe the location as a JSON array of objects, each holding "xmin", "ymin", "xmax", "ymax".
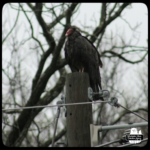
[
  {"xmin": 91, "ymin": 84, "xmax": 104, "ymax": 101},
  {"xmin": 89, "ymin": 65, "xmax": 103, "ymax": 101}
]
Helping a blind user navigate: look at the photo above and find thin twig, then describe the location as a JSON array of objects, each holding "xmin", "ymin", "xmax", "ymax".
[{"xmin": 3, "ymin": 5, "xmax": 20, "ymax": 43}]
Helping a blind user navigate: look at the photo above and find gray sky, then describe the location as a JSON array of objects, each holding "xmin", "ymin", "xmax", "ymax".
[{"xmin": 77, "ymin": 3, "xmax": 147, "ymax": 46}]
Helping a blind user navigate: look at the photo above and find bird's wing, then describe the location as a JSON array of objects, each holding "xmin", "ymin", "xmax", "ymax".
[
  {"xmin": 74, "ymin": 35, "xmax": 103, "ymax": 91},
  {"xmin": 74, "ymin": 35, "xmax": 99, "ymax": 66},
  {"xmin": 64, "ymin": 40, "xmax": 77, "ymax": 72},
  {"xmin": 64, "ymin": 40, "xmax": 69, "ymax": 63},
  {"xmin": 83, "ymin": 36, "xmax": 103, "ymax": 68}
]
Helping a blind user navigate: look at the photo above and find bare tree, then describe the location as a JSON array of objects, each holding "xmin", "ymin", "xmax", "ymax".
[{"xmin": 2, "ymin": 3, "xmax": 147, "ymax": 147}]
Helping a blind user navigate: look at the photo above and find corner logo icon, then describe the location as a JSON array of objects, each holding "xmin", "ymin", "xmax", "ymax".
[{"xmin": 126, "ymin": 128, "xmax": 143, "ymax": 144}]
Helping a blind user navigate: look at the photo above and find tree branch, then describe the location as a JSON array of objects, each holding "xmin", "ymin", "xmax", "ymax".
[
  {"xmin": 6, "ymin": 69, "xmax": 66, "ymax": 146},
  {"xmin": 91, "ymin": 3, "xmax": 131, "ymax": 42},
  {"xmin": 2, "ymin": 6, "xmax": 20, "ymax": 44},
  {"xmin": 102, "ymin": 50, "xmax": 147, "ymax": 64},
  {"xmin": 31, "ymin": 3, "xmax": 78, "ymax": 91},
  {"xmin": 19, "ymin": 3, "xmax": 45, "ymax": 53},
  {"xmin": 108, "ymin": 3, "xmax": 117, "ymax": 18},
  {"xmin": 66, "ymin": 3, "xmax": 79, "ymax": 27},
  {"xmin": 31, "ymin": 47, "xmax": 51, "ymax": 91},
  {"xmin": 100, "ymin": 3, "xmax": 107, "ymax": 27},
  {"xmin": 27, "ymin": 3, "xmax": 56, "ymax": 49},
  {"xmin": 40, "ymin": 128, "xmax": 66, "ymax": 147},
  {"xmin": 49, "ymin": 3, "xmax": 79, "ymax": 73},
  {"xmin": 48, "ymin": 4, "xmax": 66, "ymax": 28}
]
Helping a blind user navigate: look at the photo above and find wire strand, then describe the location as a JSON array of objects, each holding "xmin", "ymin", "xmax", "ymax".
[
  {"xmin": 2, "ymin": 98, "xmax": 148, "ymax": 122},
  {"xmin": 118, "ymin": 103, "xmax": 148, "ymax": 122},
  {"xmin": 2, "ymin": 100, "xmax": 109, "ymax": 112}
]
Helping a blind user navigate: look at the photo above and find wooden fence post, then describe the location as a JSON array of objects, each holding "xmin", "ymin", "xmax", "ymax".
[{"xmin": 66, "ymin": 72, "xmax": 92, "ymax": 147}]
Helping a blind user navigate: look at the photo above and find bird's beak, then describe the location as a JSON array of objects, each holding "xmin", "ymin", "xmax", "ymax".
[
  {"xmin": 65, "ymin": 29, "xmax": 72, "ymax": 36},
  {"xmin": 65, "ymin": 31, "xmax": 69, "ymax": 36}
]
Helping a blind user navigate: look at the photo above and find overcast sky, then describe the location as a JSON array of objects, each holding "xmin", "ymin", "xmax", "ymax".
[{"xmin": 77, "ymin": 3, "xmax": 147, "ymax": 46}]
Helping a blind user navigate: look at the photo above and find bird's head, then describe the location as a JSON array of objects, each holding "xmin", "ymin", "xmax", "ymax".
[{"xmin": 65, "ymin": 27, "xmax": 76, "ymax": 36}]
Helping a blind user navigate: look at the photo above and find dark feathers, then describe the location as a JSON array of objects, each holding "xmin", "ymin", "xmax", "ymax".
[{"xmin": 64, "ymin": 27, "xmax": 103, "ymax": 100}]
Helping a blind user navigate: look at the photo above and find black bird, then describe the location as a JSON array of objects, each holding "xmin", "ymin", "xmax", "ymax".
[{"xmin": 64, "ymin": 27, "xmax": 103, "ymax": 100}]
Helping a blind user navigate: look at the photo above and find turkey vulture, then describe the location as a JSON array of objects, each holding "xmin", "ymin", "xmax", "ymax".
[{"xmin": 64, "ymin": 27, "xmax": 103, "ymax": 100}]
